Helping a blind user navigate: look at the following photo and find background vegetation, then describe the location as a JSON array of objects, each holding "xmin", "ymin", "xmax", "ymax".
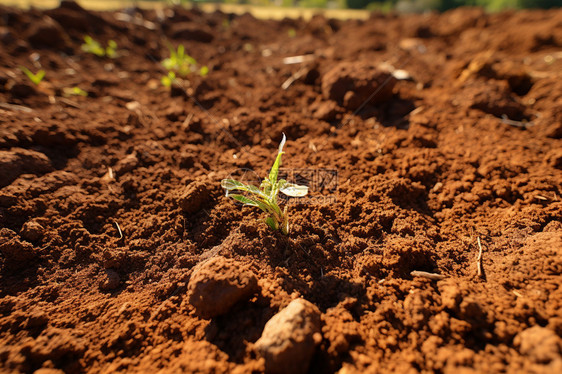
[{"xmin": 182, "ymin": 0, "xmax": 560, "ymax": 11}]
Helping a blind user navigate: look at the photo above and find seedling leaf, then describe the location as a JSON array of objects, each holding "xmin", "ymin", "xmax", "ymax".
[
  {"xmin": 269, "ymin": 133, "xmax": 286, "ymax": 185},
  {"xmin": 81, "ymin": 36, "xmax": 118, "ymax": 58},
  {"xmin": 20, "ymin": 66, "xmax": 45, "ymax": 85},
  {"xmin": 220, "ymin": 134, "xmax": 307, "ymax": 235},
  {"xmin": 265, "ymin": 217, "xmax": 278, "ymax": 230},
  {"xmin": 162, "ymin": 44, "xmax": 208, "ymax": 82},
  {"xmin": 280, "ymin": 183, "xmax": 309, "ymax": 197},
  {"xmin": 229, "ymin": 194, "xmax": 259, "ymax": 207}
]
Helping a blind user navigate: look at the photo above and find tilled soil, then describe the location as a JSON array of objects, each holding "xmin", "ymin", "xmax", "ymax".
[{"xmin": 1, "ymin": 2, "xmax": 562, "ymax": 373}]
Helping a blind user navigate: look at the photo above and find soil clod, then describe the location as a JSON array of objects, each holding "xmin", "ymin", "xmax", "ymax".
[
  {"xmin": 322, "ymin": 62, "xmax": 396, "ymax": 110},
  {"xmin": 255, "ymin": 298, "xmax": 322, "ymax": 374},
  {"xmin": 187, "ymin": 256, "xmax": 258, "ymax": 319}
]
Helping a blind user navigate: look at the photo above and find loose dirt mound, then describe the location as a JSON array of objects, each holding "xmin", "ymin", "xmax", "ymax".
[{"xmin": 1, "ymin": 2, "xmax": 561, "ymax": 373}]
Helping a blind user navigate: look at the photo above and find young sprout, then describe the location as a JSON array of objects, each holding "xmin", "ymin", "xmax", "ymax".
[
  {"xmin": 20, "ymin": 66, "xmax": 45, "ymax": 86},
  {"xmin": 105, "ymin": 40, "xmax": 118, "ymax": 58},
  {"xmin": 62, "ymin": 86, "xmax": 88, "ymax": 97},
  {"xmin": 81, "ymin": 36, "xmax": 118, "ymax": 58},
  {"xmin": 162, "ymin": 44, "xmax": 208, "ymax": 83},
  {"xmin": 221, "ymin": 134, "xmax": 308, "ymax": 234},
  {"xmin": 161, "ymin": 71, "xmax": 176, "ymax": 87}
]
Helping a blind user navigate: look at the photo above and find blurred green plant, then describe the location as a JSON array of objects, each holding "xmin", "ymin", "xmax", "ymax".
[
  {"xmin": 62, "ymin": 86, "xmax": 88, "ymax": 97},
  {"xmin": 81, "ymin": 36, "xmax": 118, "ymax": 58},
  {"xmin": 19, "ymin": 66, "xmax": 45, "ymax": 86},
  {"xmin": 161, "ymin": 45, "xmax": 208, "ymax": 86},
  {"xmin": 161, "ymin": 71, "xmax": 177, "ymax": 87}
]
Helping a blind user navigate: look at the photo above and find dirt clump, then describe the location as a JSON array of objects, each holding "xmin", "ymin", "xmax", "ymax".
[
  {"xmin": 322, "ymin": 61, "xmax": 396, "ymax": 110},
  {"xmin": 0, "ymin": 148, "xmax": 53, "ymax": 188},
  {"xmin": 187, "ymin": 256, "xmax": 258, "ymax": 319},
  {"xmin": 255, "ymin": 298, "xmax": 322, "ymax": 374}
]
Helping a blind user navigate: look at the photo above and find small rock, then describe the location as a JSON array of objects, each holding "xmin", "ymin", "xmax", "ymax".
[
  {"xmin": 178, "ymin": 181, "xmax": 211, "ymax": 214},
  {"xmin": 187, "ymin": 256, "xmax": 258, "ymax": 319},
  {"xmin": 125, "ymin": 101, "xmax": 141, "ymax": 111},
  {"xmin": 515, "ymin": 326, "xmax": 562, "ymax": 364},
  {"xmin": 322, "ymin": 61, "xmax": 396, "ymax": 110},
  {"xmin": 26, "ymin": 16, "xmax": 70, "ymax": 49},
  {"xmin": 0, "ymin": 148, "xmax": 53, "ymax": 188},
  {"xmin": 255, "ymin": 298, "xmax": 322, "ymax": 374},
  {"xmin": 99, "ymin": 269, "xmax": 120, "ymax": 291},
  {"xmin": 20, "ymin": 220, "xmax": 45, "ymax": 242},
  {"xmin": 114, "ymin": 153, "xmax": 139, "ymax": 176}
]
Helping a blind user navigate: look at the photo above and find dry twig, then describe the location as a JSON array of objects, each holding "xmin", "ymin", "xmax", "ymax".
[
  {"xmin": 476, "ymin": 237, "xmax": 484, "ymax": 278},
  {"xmin": 410, "ymin": 270, "xmax": 446, "ymax": 281},
  {"xmin": 0, "ymin": 102, "xmax": 33, "ymax": 112},
  {"xmin": 114, "ymin": 221, "xmax": 123, "ymax": 240}
]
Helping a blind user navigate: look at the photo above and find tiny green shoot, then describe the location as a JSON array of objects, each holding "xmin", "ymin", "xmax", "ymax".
[
  {"xmin": 105, "ymin": 40, "xmax": 118, "ymax": 58},
  {"xmin": 288, "ymin": 28, "xmax": 296, "ymax": 38},
  {"xmin": 161, "ymin": 44, "xmax": 208, "ymax": 87},
  {"xmin": 161, "ymin": 71, "xmax": 176, "ymax": 88},
  {"xmin": 81, "ymin": 36, "xmax": 118, "ymax": 58},
  {"xmin": 221, "ymin": 134, "xmax": 308, "ymax": 234},
  {"xmin": 63, "ymin": 86, "xmax": 88, "ymax": 97},
  {"xmin": 20, "ymin": 66, "xmax": 45, "ymax": 86}
]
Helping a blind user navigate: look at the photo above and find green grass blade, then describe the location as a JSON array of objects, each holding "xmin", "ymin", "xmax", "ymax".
[
  {"xmin": 228, "ymin": 194, "xmax": 275, "ymax": 217},
  {"xmin": 35, "ymin": 70, "xmax": 45, "ymax": 83},
  {"xmin": 265, "ymin": 216, "xmax": 278, "ymax": 230},
  {"xmin": 268, "ymin": 133, "xmax": 286, "ymax": 185},
  {"xmin": 221, "ymin": 179, "xmax": 262, "ymax": 195},
  {"xmin": 228, "ymin": 194, "xmax": 259, "ymax": 207}
]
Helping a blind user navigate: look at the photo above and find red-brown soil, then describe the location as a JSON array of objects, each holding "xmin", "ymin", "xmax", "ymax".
[{"xmin": 1, "ymin": 2, "xmax": 562, "ymax": 373}]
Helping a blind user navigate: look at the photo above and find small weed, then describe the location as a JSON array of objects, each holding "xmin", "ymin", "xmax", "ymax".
[
  {"xmin": 221, "ymin": 134, "xmax": 308, "ymax": 234},
  {"xmin": 160, "ymin": 71, "xmax": 176, "ymax": 88},
  {"xmin": 19, "ymin": 66, "xmax": 45, "ymax": 86},
  {"xmin": 288, "ymin": 28, "xmax": 296, "ymax": 38},
  {"xmin": 62, "ymin": 86, "xmax": 88, "ymax": 97},
  {"xmin": 81, "ymin": 36, "xmax": 118, "ymax": 58},
  {"xmin": 161, "ymin": 44, "xmax": 208, "ymax": 86}
]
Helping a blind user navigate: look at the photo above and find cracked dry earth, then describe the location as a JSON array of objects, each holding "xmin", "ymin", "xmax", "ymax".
[{"xmin": 1, "ymin": 2, "xmax": 562, "ymax": 373}]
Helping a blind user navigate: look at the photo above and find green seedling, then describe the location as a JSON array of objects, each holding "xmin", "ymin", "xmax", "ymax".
[
  {"xmin": 161, "ymin": 71, "xmax": 176, "ymax": 88},
  {"xmin": 221, "ymin": 134, "xmax": 308, "ymax": 234},
  {"xmin": 105, "ymin": 40, "xmax": 118, "ymax": 58},
  {"xmin": 288, "ymin": 28, "xmax": 296, "ymax": 38},
  {"xmin": 81, "ymin": 36, "xmax": 118, "ymax": 58},
  {"xmin": 20, "ymin": 66, "xmax": 45, "ymax": 86},
  {"xmin": 62, "ymin": 86, "xmax": 88, "ymax": 97},
  {"xmin": 162, "ymin": 44, "xmax": 208, "ymax": 78}
]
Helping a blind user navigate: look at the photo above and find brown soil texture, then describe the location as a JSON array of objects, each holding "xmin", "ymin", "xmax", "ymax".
[{"xmin": 1, "ymin": 2, "xmax": 562, "ymax": 373}]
